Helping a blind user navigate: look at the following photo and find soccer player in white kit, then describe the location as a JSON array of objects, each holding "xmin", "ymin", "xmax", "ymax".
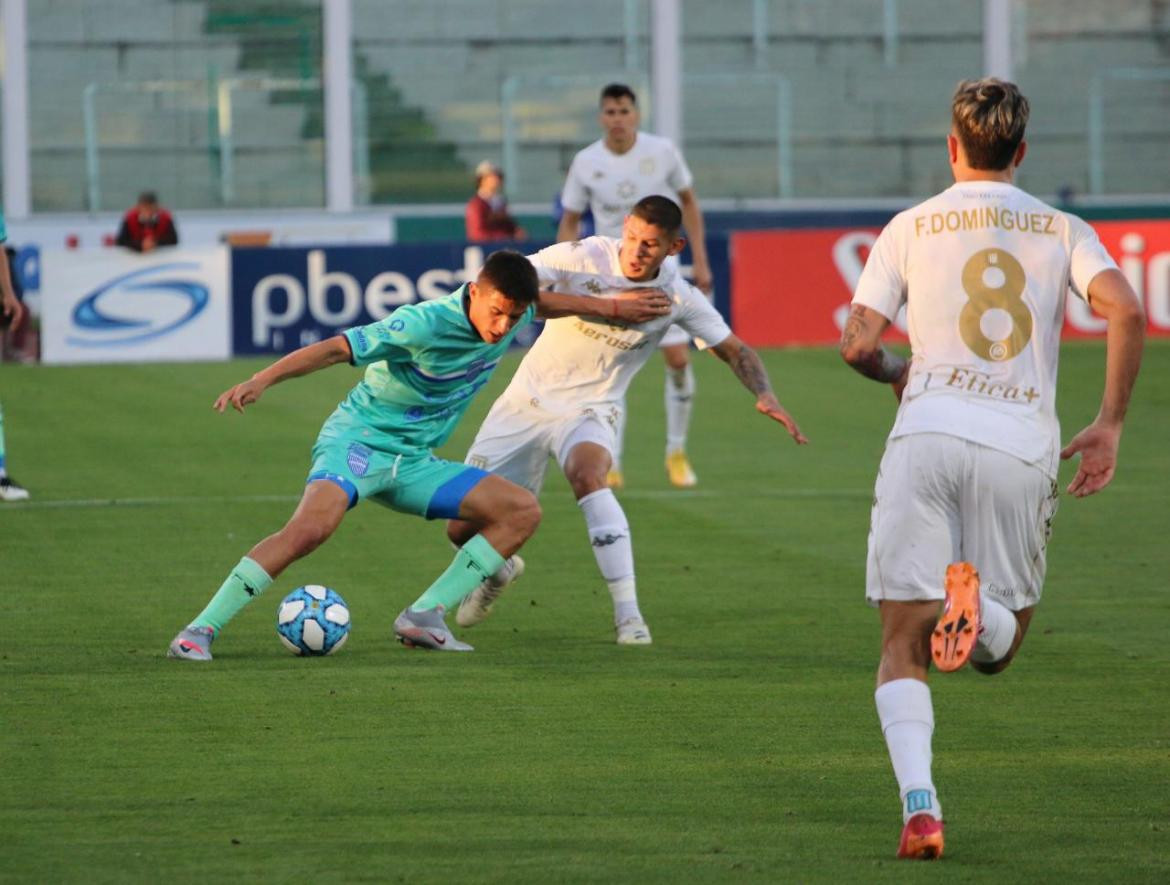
[
  {"xmin": 451, "ymin": 196, "xmax": 807, "ymax": 644},
  {"xmin": 557, "ymin": 83, "xmax": 712, "ymax": 490},
  {"xmin": 841, "ymin": 78, "xmax": 1145, "ymax": 859}
]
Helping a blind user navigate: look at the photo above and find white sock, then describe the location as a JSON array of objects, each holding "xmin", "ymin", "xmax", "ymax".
[
  {"xmin": 489, "ymin": 556, "xmax": 518, "ymax": 588},
  {"xmin": 875, "ymin": 678, "xmax": 942, "ymax": 822},
  {"xmin": 577, "ymin": 488, "xmax": 640, "ymax": 624},
  {"xmin": 664, "ymin": 363, "xmax": 695, "ymax": 453},
  {"xmin": 971, "ymin": 592, "xmax": 1018, "ymax": 664}
]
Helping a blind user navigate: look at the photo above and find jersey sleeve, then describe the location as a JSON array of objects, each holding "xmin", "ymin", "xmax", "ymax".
[
  {"xmin": 665, "ymin": 141, "xmax": 694, "ymax": 192},
  {"xmin": 1066, "ymin": 214, "xmax": 1120, "ymax": 304},
  {"xmin": 560, "ymin": 153, "xmax": 591, "ymax": 214},
  {"xmin": 527, "ymin": 242, "xmax": 582, "ymax": 291},
  {"xmin": 851, "ymin": 220, "xmax": 906, "ymax": 322},
  {"xmin": 674, "ymin": 282, "xmax": 731, "ymax": 350},
  {"xmin": 344, "ymin": 303, "xmax": 429, "ymax": 367}
]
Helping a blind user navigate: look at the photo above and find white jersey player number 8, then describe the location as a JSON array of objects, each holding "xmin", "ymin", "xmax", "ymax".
[{"xmin": 959, "ymin": 248, "xmax": 1033, "ymax": 362}]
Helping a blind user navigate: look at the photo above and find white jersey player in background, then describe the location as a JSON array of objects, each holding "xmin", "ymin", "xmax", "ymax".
[
  {"xmin": 841, "ymin": 78, "xmax": 1145, "ymax": 860},
  {"xmin": 558, "ymin": 83, "xmax": 712, "ymax": 490},
  {"xmin": 451, "ymin": 196, "xmax": 807, "ymax": 644}
]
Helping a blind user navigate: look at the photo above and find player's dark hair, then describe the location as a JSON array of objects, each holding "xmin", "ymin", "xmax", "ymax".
[
  {"xmin": 600, "ymin": 83, "xmax": 637, "ymax": 105},
  {"xmin": 630, "ymin": 195, "xmax": 683, "ymax": 235},
  {"xmin": 952, "ymin": 78, "xmax": 1030, "ymax": 171},
  {"xmin": 478, "ymin": 250, "xmax": 538, "ymax": 305}
]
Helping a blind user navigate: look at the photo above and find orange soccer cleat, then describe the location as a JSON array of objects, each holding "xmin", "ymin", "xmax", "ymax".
[
  {"xmin": 931, "ymin": 562, "xmax": 981, "ymax": 672},
  {"xmin": 897, "ymin": 813, "xmax": 945, "ymax": 860}
]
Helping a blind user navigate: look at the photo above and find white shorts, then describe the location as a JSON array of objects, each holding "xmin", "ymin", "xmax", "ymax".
[
  {"xmin": 659, "ymin": 323, "xmax": 691, "ymax": 349},
  {"xmin": 465, "ymin": 394, "xmax": 620, "ymax": 496},
  {"xmin": 866, "ymin": 433, "xmax": 1059, "ymax": 611}
]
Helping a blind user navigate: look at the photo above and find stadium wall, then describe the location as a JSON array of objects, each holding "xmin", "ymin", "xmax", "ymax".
[{"xmin": 26, "ymin": 214, "xmax": 1170, "ymax": 365}]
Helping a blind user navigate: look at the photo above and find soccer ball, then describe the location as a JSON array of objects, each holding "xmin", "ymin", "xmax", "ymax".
[{"xmin": 276, "ymin": 585, "xmax": 351, "ymax": 656}]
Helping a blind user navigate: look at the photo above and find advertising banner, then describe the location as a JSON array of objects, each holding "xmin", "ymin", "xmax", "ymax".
[
  {"xmin": 41, "ymin": 247, "xmax": 230, "ymax": 365},
  {"xmin": 231, "ymin": 238, "xmax": 730, "ymax": 356},
  {"xmin": 731, "ymin": 220, "xmax": 1170, "ymax": 346}
]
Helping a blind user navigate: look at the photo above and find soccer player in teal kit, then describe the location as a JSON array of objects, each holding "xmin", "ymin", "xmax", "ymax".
[{"xmin": 168, "ymin": 251, "xmax": 668, "ymax": 659}]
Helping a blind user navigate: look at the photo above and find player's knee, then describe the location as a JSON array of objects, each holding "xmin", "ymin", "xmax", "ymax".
[
  {"xmin": 510, "ymin": 493, "xmax": 542, "ymax": 539},
  {"xmin": 565, "ymin": 464, "xmax": 607, "ymax": 498}
]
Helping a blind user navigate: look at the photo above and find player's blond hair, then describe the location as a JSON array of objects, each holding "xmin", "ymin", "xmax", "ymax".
[{"xmin": 951, "ymin": 78, "xmax": 1030, "ymax": 170}]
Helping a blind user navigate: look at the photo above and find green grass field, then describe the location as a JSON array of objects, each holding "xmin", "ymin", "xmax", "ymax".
[{"xmin": 2, "ymin": 342, "xmax": 1167, "ymax": 883}]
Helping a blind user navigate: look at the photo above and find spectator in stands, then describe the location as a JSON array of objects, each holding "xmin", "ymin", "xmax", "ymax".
[
  {"xmin": 116, "ymin": 191, "xmax": 179, "ymax": 253},
  {"xmin": 0, "ymin": 219, "xmax": 30, "ymax": 502},
  {"xmin": 465, "ymin": 162, "xmax": 524, "ymax": 242}
]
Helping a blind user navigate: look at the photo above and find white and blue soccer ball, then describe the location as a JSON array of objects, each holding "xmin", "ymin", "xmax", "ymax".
[{"xmin": 276, "ymin": 585, "xmax": 351, "ymax": 656}]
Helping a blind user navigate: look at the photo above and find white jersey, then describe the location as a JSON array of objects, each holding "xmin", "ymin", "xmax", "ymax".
[
  {"xmin": 506, "ymin": 237, "xmax": 731, "ymax": 411},
  {"xmin": 852, "ymin": 180, "xmax": 1118, "ymax": 476},
  {"xmin": 560, "ymin": 132, "xmax": 693, "ymax": 237}
]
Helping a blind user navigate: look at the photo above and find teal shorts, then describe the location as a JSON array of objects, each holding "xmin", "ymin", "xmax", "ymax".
[{"xmin": 307, "ymin": 417, "xmax": 488, "ymax": 520}]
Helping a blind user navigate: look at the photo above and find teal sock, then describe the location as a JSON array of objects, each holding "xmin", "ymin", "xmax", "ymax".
[
  {"xmin": 410, "ymin": 535, "xmax": 506, "ymax": 613},
  {"xmin": 191, "ymin": 556, "xmax": 273, "ymax": 633}
]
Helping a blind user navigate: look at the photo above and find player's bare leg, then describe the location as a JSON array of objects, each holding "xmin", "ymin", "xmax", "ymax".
[
  {"xmin": 169, "ymin": 480, "xmax": 350, "ymax": 661},
  {"xmin": 932, "ymin": 562, "xmax": 1035, "ymax": 674},
  {"xmin": 970, "ymin": 604, "xmax": 1034, "ymax": 675},
  {"xmin": 563, "ymin": 441, "xmax": 650, "ymax": 644},
  {"xmin": 876, "ymin": 600, "xmax": 945, "ymax": 859},
  {"xmin": 396, "ymin": 475, "xmax": 540, "ymax": 651},
  {"xmin": 662, "ymin": 343, "xmax": 697, "ymax": 487}
]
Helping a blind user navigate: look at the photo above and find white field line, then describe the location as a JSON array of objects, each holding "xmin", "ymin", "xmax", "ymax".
[{"xmin": 0, "ymin": 488, "xmax": 874, "ymax": 511}]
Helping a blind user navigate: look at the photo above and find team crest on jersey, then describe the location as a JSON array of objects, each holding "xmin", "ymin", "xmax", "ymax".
[
  {"xmin": 346, "ymin": 443, "xmax": 372, "ymax": 477},
  {"xmin": 583, "ymin": 279, "xmax": 603, "ymax": 294},
  {"xmin": 639, "ymin": 158, "xmax": 655, "ymax": 175}
]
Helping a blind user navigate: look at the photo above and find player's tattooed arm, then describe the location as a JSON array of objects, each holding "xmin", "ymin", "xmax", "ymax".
[
  {"xmin": 711, "ymin": 335, "xmax": 809, "ymax": 444},
  {"xmin": 840, "ymin": 304, "xmax": 908, "ymax": 389}
]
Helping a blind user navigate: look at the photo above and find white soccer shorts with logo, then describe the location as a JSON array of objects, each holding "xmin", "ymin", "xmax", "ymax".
[
  {"xmin": 465, "ymin": 393, "xmax": 620, "ymax": 497},
  {"xmin": 865, "ymin": 432, "xmax": 1059, "ymax": 611}
]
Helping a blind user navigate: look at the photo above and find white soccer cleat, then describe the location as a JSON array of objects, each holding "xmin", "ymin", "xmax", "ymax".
[
  {"xmin": 615, "ymin": 617, "xmax": 652, "ymax": 645},
  {"xmin": 456, "ymin": 555, "xmax": 525, "ymax": 628},
  {"xmin": 0, "ymin": 475, "xmax": 30, "ymax": 502}
]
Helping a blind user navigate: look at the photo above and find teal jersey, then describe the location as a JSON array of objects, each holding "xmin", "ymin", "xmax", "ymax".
[
  {"xmin": 339, "ymin": 285, "xmax": 536, "ymax": 452},
  {"xmin": 0, "ymin": 209, "xmax": 6, "ymax": 243}
]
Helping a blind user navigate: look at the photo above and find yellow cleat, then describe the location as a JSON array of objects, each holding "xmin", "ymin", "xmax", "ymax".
[
  {"xmin": 665, "ymin": 450, "xmax": 697, "ymax": 488},
  {"xmin": 606, "ymin": 469, "xmax": 625, "ymax": 490}
]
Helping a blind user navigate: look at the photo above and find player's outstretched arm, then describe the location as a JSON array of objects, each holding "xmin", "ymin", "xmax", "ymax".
[
  {"xmin": 678, "ymin": 187, "xmax": 712, "ymax": 293},
  {"xmin": 709, "ymin": 334, "xmax": 808, "ymax": 444},
  {"xmin": 839, "ymin": 304, "xmax": 909, "ymax": 400},
  {"xmin": 536, "ymin": 289, "xmax": 670, "ymax": 323},
  {"xmin": 214, "ymin": 335, "xmax": 353, "ymax": 414},
  {"xmin": 1060, "ymin": 268, "xmax": 1145, "ymax": 498}
]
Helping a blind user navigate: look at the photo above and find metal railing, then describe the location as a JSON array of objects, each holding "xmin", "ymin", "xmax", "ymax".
[
  {"xmin": 1088, "ymin": 67, "xmax": 1170, "ymax": 195},
  {"xmin": 83, "ymin": 76, "xmax": 369, "ymax": 210}
]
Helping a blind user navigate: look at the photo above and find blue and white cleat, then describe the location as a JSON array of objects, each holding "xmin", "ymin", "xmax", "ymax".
[
  {"xmin": 394, "ymin": 605, "xmax": 473, "ymax": 651},
  {"xmin": 456, "ymin": 555, "xmax": 525, "ymax": 628},
  {"xmin": 167, "ymin": 625, "xmax": 216, "ymax": 661}
]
